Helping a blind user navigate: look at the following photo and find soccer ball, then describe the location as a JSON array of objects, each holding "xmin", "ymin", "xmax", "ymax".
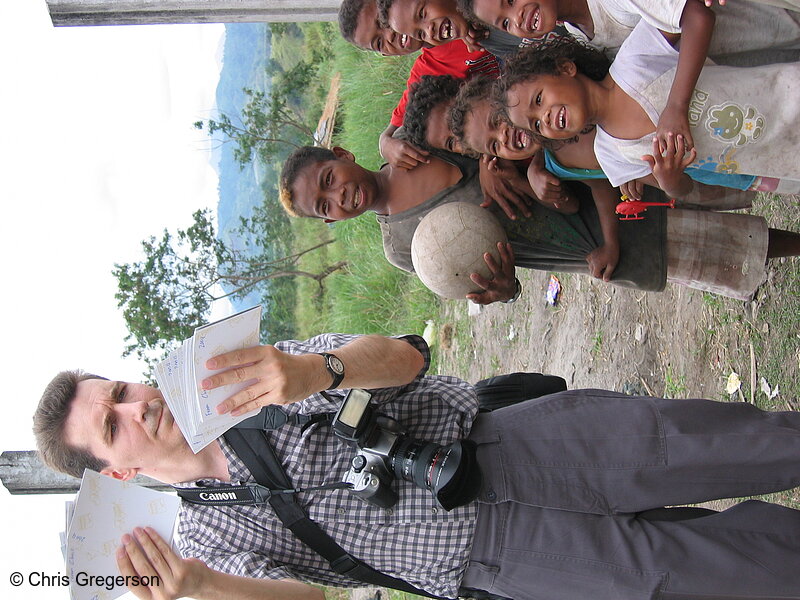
[{"xmin": 411, "ymin": 202, "xmax": 507, "ymax": 299}]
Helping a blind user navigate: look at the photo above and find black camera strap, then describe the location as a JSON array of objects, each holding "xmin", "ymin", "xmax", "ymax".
[{"xmin": 177, "ymin": 405, "xmax": 453, "ymax": 600}]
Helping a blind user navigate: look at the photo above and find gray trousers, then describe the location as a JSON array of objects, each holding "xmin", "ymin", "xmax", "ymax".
[{"xmin": 462, "ymin": 390, "xmax": 800, "ymax": 599}]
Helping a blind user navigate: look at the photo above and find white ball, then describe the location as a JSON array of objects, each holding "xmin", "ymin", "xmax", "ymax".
[{"xmin": 411, "ymin": 202, "xmax": 508, "ymax": 299}]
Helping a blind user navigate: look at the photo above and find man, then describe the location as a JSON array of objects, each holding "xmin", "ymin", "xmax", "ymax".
[{"xmin": 35, "ymin": 333, "xmax": 800, "ymax": 600}]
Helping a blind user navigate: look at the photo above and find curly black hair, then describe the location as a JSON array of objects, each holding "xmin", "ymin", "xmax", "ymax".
[
  {"xmin": 375, "ymin": 0, "xmax": 396, "ymax": 26},
  {"xmin": 448, "ymin": 75, "xmax": 501, "ymax": 148},
  {"xmin": 339, "ymin": 0, "xmax": 371, "ymax": 43},
  {"xmin": 403, "ymin": 75, "xmax": 464, "ymax": 150},
  {"xmin": 279, "ymin": 146, "xmax": 337, "ymax": 217},
  {"xmin": 455, "ymin": 0, "xmax": 480, "ymax": 25},
  {"xmin": 495, "ymin": 35, "xmax": 610, "ymax": 99}
]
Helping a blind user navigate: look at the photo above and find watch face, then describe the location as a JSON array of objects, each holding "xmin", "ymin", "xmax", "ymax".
[{"xmin": 328, "ymin": 355, "xmax": 345, "ymax": 374}]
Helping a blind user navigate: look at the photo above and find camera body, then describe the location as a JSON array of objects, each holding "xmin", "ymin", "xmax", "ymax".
[{"xmin": 332, "ymin": 388, "xmax": 482, "ymax": 511}]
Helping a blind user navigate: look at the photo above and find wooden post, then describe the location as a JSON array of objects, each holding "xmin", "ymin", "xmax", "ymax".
[
  {"xmin": 46, "ymin": 0, "xmax": 342, "ymax": 26},
  {"xmin": 0, "ymin": 450, "xmax": 171, "ymax": 494}
]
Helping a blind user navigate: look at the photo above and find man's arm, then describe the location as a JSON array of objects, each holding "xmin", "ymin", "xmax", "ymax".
[
  {"xmin": 203, "ymin": 335, "xmax": 426, "ymax": 416},
  {"xmin": 117, "ymin": 527, "xmax": 324, "ymax": 600}
]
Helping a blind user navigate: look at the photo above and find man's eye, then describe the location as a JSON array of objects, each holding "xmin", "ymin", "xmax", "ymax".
[
  {"xmin": 536, "ymin": 92, "xmax": 542, "ymax": 105},
  {"xmin": 117, "ymin": 387, "xmax": 126, "ymax": 402},
  {"xmin": 502, "ymin": 18, "xmax": 509, "ymax": 30},
  {"xmin": 110, "ymin": 422, "xmax": 117, "ymax": 439},
  {"xmin": 507, "ymin": 0, "xmax": 514, "ymax": 5}
]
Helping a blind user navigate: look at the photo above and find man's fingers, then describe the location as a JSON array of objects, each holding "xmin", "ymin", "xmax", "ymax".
[
  {"xmin": 206, "ymin": 346, "xmax": 268, "ymax": 371},
  {"xmin": 142, "ymin": 528, "xmax": 182, "ymax": 572},
  {"xmin": 134, "ymin": 528, "xmax": 174, "ymax": 581}
]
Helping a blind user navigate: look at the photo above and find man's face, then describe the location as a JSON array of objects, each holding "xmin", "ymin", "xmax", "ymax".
[
  {"xmin": 462, "ymin": 98, "xmax": 538, "ymax": 159},
  {"xmin": 63, "ymin": 379, "xmax": 187, "ymax": 481},
  {"xmin": 387, "ymin": 0, "xmax": 470, "ymax": 46},
  {"xmin": 425, "ymin": 100, "xmax": 464, "ymax": 153},
  {"xmin": 352, "ymin": 1, "xmax": 424, "ymax": 55},
  {"xmin": 290, "ymin": 148, "xmax": 379, "ymax": 222},
  {"xmin": 471, "ymin": 0, "xmax": 559, "ymax": 39}
]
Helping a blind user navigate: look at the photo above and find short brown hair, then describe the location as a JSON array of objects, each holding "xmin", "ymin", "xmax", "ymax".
[
  {"xmin": 33, "ymin": 370, "xmax": 109, "ymax": 479},
  {"xmin": 279, "ymin": 146, "xmax": 337, "ymax": 217}
]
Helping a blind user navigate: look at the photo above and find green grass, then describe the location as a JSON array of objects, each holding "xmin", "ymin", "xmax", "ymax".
[{"xmin": 289, "ymin": 37, "xmax": 441, "ymax": 342}]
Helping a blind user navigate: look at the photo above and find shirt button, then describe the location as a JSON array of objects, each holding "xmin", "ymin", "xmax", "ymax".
[
  {"xmin": 431, "ymin": 507, "xmax": 438, "ymax": 514},
  {"xmin": 386, "ymin": 508, "xmax": 394, "ymax": 515},
  {"xmin": 336, "ymin": 508, "xmax": 346, "ymax": 515}
]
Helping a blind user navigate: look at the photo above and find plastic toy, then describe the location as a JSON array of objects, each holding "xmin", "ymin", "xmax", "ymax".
[{"xmin": 615, "ymin": 196, "xmax": 676, "ymax": 221}]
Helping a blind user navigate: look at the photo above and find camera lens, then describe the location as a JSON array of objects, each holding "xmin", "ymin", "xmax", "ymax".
[{"xmin": 389, "ymin": 437, "xmax": 482, "ymax": 511}]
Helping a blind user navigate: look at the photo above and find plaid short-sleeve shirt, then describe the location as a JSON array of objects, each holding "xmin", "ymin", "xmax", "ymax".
[{"xmin": 176, "ymin": 334, "xmax": 480, "ymax": 598}]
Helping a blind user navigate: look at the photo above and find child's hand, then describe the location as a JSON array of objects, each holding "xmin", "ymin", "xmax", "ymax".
[
  {"xmin": 464, "ymin": 26, "xmax": 490, "ymax": 52},
  {"xmin": 619, "ymin": 179, "xmax": 644, "ymax": 201},
  {"xmin": 466, "ymin": 242, "xmax": 518, "ymax": 304},
  {"xmin": 656, "ymin": 105, "xmax": 694, "ymax": 152},
  {"xmin": 586, "ymin": 242, "xmax": 620, "ymax": 282},
  {"xmin": 479, "ymin": 156, "xmax": 533, "ymax": 220},
  {"xmin": 526, "ymin": 160, "xmax": 578, "ymax": 213},
  {"xmin": 643, "ymin": 133, "xmax": 697, "ymax": 197},
  {"xmin": 380, "ymin": 136, "xmax": 430, "ymax": 170}
]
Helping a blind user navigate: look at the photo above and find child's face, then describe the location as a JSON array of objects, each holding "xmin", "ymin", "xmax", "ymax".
[
  {"xmin": 505, "ymin": 70, "xmax": 588, "ymax": 139},
  {"xmin": 471, "ymin": 0, "xmax": 559, "ymax": 39},
  {"xmin": 386, "ymin": 0, "xmax": 470, "ymax": 46},
  {"xmin": 290, "ymin": 148, "xmax": 379, "ymax": 222},
  {"xmin": 353, "ymin": 1, "xmax": 424, "ymax": 55},
  {"xmin": 425, "ymin": 100, "xmax": 464, "ymax": 153},
  {"xmin": 462, "ymin": 98, "xmax": 539, "ymax": 159}
]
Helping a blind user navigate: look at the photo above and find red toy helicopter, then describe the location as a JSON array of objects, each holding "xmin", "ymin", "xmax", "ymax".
[{"xmin": 615, "ymin": 195, "xmax": 676, "ymax": 221}]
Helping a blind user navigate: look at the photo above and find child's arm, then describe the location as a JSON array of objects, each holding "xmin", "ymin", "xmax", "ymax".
[
  {"xmin": 466, "ymin": 242, "xmax": 519, "ymax": 304},
  {"xmin": 379, "ymin": 123, "xmax": 431, "ymax": 170},
  {"xmin": 657, "ymin": 0, "xmax": 715, "ymax": 151},
  {"xmin": 642, "ymin": 133, "xmax": 697, "ymax": 198},
  {"xmin": 526, "ymin": 149, "xmax": 579, "ymax": 214},
  {"xmin": 479, "ymin": 155, "xmax": 534, "ymax": 220},
  {"xmin": 583, "ymin": 180, "xmax": 621, "ymax": 282}
]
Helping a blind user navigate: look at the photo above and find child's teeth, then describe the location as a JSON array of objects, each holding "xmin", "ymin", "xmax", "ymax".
[{"xmin": 401, "ymin": 34, "xmax": 408, "ymax": 47}]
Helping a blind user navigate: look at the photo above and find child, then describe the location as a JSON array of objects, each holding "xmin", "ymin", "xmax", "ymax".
[
  {"xmin": 457, "ymin": 0, "xmax": 800, "ymax": 151},
  {"xmin": 279, "ymin": 145, "xmax": 800, "ymax": 300},
  {"xmin": 339, "ymin": 0, "xmax": 498, "ymax": 170},
  {"xmin": 377, "ymin": 0, "xmax": 564, "ymax": 58},
  {"xmin": 449, "ymin": 74, "xmax": 778, "ymax": 202},
  {"xmin": 495, "ymin": 29, "xmax": 800, "ymax": 193}
]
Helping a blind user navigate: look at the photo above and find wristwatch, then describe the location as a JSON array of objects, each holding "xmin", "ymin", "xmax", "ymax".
[{"xmin": 317, "ymin": 352, "xmax": 345, "ymax": 389}]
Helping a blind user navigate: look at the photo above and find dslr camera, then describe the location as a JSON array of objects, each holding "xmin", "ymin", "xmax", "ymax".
[{"xmin": 331, "ymin": 388, "xmax": 482, "ymax": 511}]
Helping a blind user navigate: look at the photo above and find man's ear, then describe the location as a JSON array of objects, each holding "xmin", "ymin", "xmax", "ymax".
[
  {"xmin": 100, "ymin": 466, "xmax": 139, "ymax": 481},
  {"xmin": 558, "ymin": 59, "xmax": 578, "ymax": 77},
  {"xmin": 332, "ymin": 146, "xmax": 356, "ymax": 162}
]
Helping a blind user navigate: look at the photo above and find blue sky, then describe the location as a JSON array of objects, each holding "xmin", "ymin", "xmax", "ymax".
[{"xmin": 0, "ymin": 3, "xmax": 225, "ymax": 598}]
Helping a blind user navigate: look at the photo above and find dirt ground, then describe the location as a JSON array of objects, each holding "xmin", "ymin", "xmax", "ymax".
[{"xmin": 435, "ymin": 198, "xmax": 800, "ymax": 409}]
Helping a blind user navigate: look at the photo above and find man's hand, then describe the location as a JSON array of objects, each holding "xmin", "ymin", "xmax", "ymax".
[
  {"xmin": 466, "ymin": 242, "xmax": 518, "ymax": 304},
  {"xmin": 479, "ymin": 156, "xmax": 533, "ymax": 219},
  {"xmin": 203, "ymin": 346, "xmax": 324, "ymax": 416},
  {"xmin": 643, "ymin": 133, "xmax": 696, "ymax": 198},
  {"xmin": 380, "ymin": 135, "xmax": 430, "ymax": 170},
  {"xmin": 117, "ymin": 527, "xmax": 207, "ymax": 600},
  {"xmin": 586, "ymin": 242, "xmax": 620, "ymax": 282}
]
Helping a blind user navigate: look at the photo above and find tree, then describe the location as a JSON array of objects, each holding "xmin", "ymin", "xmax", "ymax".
[
  {"xmin": 113, "ymin": 208, "xmax": 346, "ymax": 369},
  {"xmin": 195, "ymin": 60, "xmax": 318, "ymax": 168}
]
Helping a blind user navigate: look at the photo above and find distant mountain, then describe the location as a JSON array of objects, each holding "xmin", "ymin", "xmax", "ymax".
[{"xmin": 213, "ymin": 23, "xmax": 275, "ymax": 315}]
